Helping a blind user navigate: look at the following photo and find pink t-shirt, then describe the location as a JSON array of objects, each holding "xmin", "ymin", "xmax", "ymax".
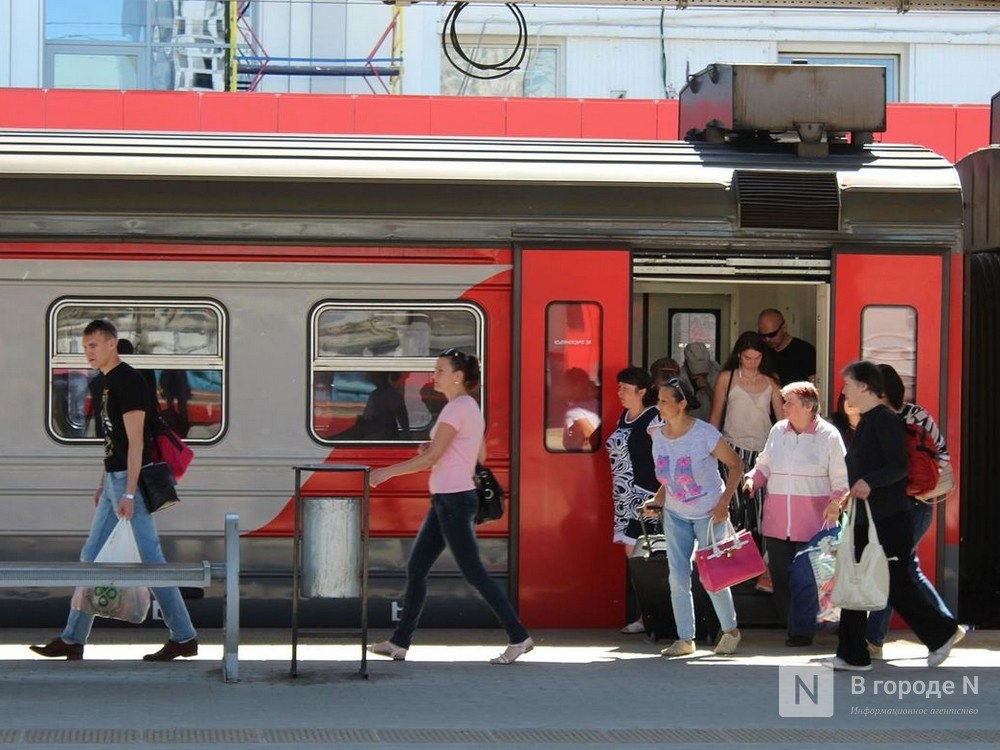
[{"xmin": 429, "ymin": 394, "xmax": 484, "ymax": 494}]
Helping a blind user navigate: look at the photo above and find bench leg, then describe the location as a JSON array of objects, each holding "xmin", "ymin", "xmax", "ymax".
[{"xmin": 223, "ymin": 513, "xmax": 240, "ymax": 683}]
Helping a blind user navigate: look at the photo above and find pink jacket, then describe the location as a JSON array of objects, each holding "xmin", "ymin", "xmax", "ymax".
[{"xmin": 746, "ymin": 417, "xmax": 848, "ymax": 542}]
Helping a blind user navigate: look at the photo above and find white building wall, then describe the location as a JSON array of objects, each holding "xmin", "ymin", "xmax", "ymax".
[
  {"xmin": 2, "ymin": 1, "xmax": 1000, "ymax": 103},
  {"xmin": 910, "ymin": 44, "xmax": 1000, "ymax": 105}
]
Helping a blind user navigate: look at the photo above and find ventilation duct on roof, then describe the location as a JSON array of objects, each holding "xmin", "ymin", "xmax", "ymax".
[{"xmin": 735, "ymin": 171, "xmax": 840, "ymax": 231}]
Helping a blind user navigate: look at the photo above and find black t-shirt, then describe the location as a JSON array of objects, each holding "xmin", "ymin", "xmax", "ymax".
[
  {"xmin": 100, "ymin": 362, "xmax": 153, "ymax": 472},
  {"xmin": 772, "ymin": 337, "xmax": 816, "ymax": 386}
]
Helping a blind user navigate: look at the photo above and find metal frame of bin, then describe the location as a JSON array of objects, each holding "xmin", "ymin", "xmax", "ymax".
[{"xmin": 290, "ymin": 463, "xmax": 371, "ymax": 678}]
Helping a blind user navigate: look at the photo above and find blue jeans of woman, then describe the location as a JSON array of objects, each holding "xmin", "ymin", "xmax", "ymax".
[
  {"xmin": 61, "ymin": 470, "xmax": 197, "ymax": 645},
  {"xmin": 390, "ymin": 490, "xmax": 529, "ymax": 649},
  {"xmin": 865, "ymin": 499, "xmax": 953, "ymax": 647},
  {"xmin": 663, "ymin": 509, "xmax": 738, "ymax": 641}
]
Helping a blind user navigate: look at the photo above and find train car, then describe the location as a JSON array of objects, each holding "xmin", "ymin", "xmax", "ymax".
[
  {"xmin": 954, "ymin": 90, "xmax": 1000, "ymax": 629},
  {"xmin": 0, "ymin": 64, "xmax": 982, "ymax": 631}
]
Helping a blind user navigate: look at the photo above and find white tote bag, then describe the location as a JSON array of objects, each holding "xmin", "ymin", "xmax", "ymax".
[{"xmin": 831, "ymin": 496, "xmax": 890, "ymax": 611}]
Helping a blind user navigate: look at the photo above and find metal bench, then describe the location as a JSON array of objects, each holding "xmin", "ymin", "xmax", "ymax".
[{"xmin": 0, "ymin": 512, "xmax": 240, "ymax": 682}]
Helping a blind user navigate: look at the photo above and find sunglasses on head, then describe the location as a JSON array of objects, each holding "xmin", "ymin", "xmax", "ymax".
[{"xmin": 441, "ymin": 348, "xmax": 469, "ymax": 362}]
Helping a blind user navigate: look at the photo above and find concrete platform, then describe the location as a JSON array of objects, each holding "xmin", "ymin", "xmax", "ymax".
[{"xmin": 1, "ymin": 627, "xmax": 998, "ymax": 749}]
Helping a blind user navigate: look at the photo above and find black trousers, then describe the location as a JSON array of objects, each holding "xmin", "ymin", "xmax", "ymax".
[{"xmin": 836, "ymin": 508, "xmax": 958, "ymax": 666}]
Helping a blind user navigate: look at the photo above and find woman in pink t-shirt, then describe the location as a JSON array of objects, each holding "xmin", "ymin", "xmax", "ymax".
[{"xmin": 367, "ymin": 349, "xmax": 532, "ymax": 665}]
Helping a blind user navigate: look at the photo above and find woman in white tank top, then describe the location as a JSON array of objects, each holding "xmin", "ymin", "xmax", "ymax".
[{"xmin": 709, "ymin": 332, "xmax": 784, "ymax": 545}]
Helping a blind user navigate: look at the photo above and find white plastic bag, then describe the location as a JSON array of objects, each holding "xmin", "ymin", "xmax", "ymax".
[{"xmin": 71, "ymin": 518, "xmax": 151, "ymax": 623}]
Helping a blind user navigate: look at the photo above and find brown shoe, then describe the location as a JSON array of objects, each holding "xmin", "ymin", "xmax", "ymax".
[
  {"xmin": 29, "ymin": 638, "xmax": 83, "ymax": 660},
  {"xmin": 143, "ymin": 638, "xmax": 198, "ymax": 661}
]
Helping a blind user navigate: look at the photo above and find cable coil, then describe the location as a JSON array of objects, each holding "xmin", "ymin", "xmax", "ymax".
[{"xmin": 441, "ymin": 2, "xmax": 528, "ymax": 80}]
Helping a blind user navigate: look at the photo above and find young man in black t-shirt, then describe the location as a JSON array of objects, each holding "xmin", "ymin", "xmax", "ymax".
[{"xmin": 30, "ymin": 320, "xmax": 198, "ymax": 661}]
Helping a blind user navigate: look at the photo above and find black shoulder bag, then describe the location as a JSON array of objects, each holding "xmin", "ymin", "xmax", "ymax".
[{"xmin": 474, "ymin": 464, "xmax": 504, "ymax": 525}]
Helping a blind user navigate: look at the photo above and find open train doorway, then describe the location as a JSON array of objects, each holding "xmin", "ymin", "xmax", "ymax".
[
  {"xmin": 631, "ymin": 252, "xmax": 831, "ymax": 627},
  {"xmin": 632, "ymin": 253, "xmax": 831, "ymax": 404}
]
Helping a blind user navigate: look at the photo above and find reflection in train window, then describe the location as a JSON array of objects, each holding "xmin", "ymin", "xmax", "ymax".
[
  {"xmin": 545, "ymin": 302, "xmax": 603, "ymax": 453},
  {"xmin": 669, "ymin": 309, "xmax": 720, "ymax": 369},
  {"xmin": 47, "ymin": 299, "xmax": 227, "ymax": 443},
  {"xmin": 310, "ymin": 303, "xmax": 484, "ymax": 444},
  {"xmin": 861, "ymin": 305, "xmax": 917, "ymax": 402}
]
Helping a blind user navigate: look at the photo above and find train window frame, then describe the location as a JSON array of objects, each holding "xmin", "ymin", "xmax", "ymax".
[
  {"xmin": 544, "ymin": 301, "xmax": 604, "ymax": 454},
  {"xmin": 668, "ymin": 308, "xmax": 721, "ymax": 371},
  {"xmin": 46, "ymin": 297, "xmax": 228, "ymax": 445},
  {"xmin": 309, "ymin": 301, "xmax": 487, "ymax": 446},
  {"xmin": 860, "ymin": 304, "xmax": 918, "ymax": 403}
]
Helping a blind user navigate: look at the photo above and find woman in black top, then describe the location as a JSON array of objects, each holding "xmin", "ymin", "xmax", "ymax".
[
  {"xmin": 606, "ymin": 366, "xmax": 660, "ymax": 633},
  {"xmin": 827, "ymin": 361, "xmax": 962, "ymax": 671}
]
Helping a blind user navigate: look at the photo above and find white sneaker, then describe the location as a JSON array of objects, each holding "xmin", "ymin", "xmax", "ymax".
[
  {"xmin": 620, "ymin": 619, "xmax": 646, "ymax": 635},
  {"xmin": 821, "ymin": 656, "xmax": 872, "ymax": 672},
  {"xmin": 660, "ymin": 639, "xmax": 696, "ymax": 657},
  {"xmin": 713, "ymin": 629, "xmax": 742, "ymax": 655},
  {"xmin": 927, "ymin": 625, "xmax": 966, "ymax": 668}
]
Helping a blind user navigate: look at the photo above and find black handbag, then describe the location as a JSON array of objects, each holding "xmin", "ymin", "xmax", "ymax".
[
  {"xmin": 474, "ymin": 464, "xmax": 504, "ymax": 525},
  {"xmin": 139, "ymin": 462, "xmax": 180, "ymax": 513}
]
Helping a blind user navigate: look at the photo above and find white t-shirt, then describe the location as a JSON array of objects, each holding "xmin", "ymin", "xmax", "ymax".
[{"xmin": 650, "ymin": 419, "xmax": 726, "ymax": 519}]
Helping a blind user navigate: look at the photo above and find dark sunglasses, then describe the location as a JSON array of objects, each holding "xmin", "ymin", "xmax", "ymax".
[{"xmin": 759, "ymin": 325, "xmax": 784, "ymax": 339}]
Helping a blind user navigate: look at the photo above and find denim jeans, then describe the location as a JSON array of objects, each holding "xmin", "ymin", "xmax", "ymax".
[
  {"xmin": 391, "ymin": 490, "xmax": 529, "ymax": 649},
  {"xmin": 663, "ymin": 509, "xmax": 738, "ymax": 641},
  {"xmin": 865, "ymin": 499, "xmax": 954, "ymax": 647},
  {"xmin": 61, "ymin": 470, "xmax": 197, "ymax": 645}
]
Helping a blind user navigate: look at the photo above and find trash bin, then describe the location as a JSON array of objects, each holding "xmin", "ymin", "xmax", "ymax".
[{"xmin": 302, "ymin": 497, "xmax": 361, "ymax": 598}]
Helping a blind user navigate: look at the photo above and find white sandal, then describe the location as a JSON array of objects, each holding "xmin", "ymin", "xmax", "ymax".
[
  {"xmin": 367, "ymin": 640, "xmax": 407, "ymax": 661},
  {"xmin": 490, "ymin": 637, "xmax": 534, "ymax": 665}
]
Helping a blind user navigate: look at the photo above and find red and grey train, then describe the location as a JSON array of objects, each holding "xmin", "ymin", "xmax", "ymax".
[{"xmin": 0, "ymin": 65, "xmax": 995, "ymax": 630}]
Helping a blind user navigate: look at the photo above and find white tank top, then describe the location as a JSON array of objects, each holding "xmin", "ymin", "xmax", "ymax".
[{"xmin": 723, "ymin": 380, "xmax": 773, "ymax": 453}]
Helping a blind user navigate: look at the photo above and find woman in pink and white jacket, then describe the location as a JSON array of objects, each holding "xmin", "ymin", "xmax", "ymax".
[{"xmin": 742, "ymin": 381, "xmax": 849, "ymax": 647}]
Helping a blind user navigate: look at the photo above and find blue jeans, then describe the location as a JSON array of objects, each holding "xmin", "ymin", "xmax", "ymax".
[
  {"xmin": 663, "ymin": 509, "xmax": 738, "ymax": 641},
  {"xmin": 391, "ymin": 490, "xmax": 529, "ymax": 649},
  {"xmin": 61, "ymin": 470, "xmax": 197, "ymax": 645},
  {"xmin": 865, "ymin": 500, "xmax": 953, "ymax": 647}
]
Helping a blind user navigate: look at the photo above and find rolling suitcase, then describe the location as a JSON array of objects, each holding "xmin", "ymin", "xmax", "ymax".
[{"xmin": 627, "ymin": 517, "xmax": 717, "ymax": 644}]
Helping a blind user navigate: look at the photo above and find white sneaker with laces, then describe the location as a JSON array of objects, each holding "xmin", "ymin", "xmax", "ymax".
[{"xmin": 927, "ymin": 625, "xmax": 966, "ymax": 668}]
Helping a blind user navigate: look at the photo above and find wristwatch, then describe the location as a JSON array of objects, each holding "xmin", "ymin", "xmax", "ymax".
[{"xmin": 123, "ymin": 493, "xmax": 135, "ymax": 500}]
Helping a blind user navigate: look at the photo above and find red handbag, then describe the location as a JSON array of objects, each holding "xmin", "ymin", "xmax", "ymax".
[{"xmin": 694, "ymin": 522, "xmax": 767, "ymax": 593}]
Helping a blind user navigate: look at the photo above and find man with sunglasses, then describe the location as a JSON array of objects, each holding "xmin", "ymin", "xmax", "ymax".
[{"xmin": 757, "ymin": 308, "xmax": 816, "ymax": 386}]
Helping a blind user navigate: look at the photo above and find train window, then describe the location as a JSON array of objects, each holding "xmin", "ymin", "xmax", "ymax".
[
  {"xmin": 310, "ymin": 303, "xmax": 485, "ymax": 444},
  {"xmin": 47, "ymin": 299, "xmax": 226, "ymax": 443},
  {"xmin": 545, "ymin": 302, "xmax": 603, "ymax": 453},
  {"xmin": 861, "ymin": 305, "xmax": 917, "ymax": 402},
  {"xmin": 669, "ymin": 310, "xmax": 721, "ymax": 368}
]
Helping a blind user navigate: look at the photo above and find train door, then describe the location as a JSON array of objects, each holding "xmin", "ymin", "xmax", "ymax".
[
  {"xmin": 831, "ymin": 249, "xmax": 956, "ymax": 609},
  {"xmin": 516, "ymin": 248, "xmax": 633, "ymax": 627}
]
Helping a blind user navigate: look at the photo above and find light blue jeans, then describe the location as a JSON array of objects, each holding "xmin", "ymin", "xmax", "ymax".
[
  {"xmin": 865, "ymin": 499, "xmax": 953, "ymax": 647},
  {"xmin": 61, "ymin": 470, "xmax": 197, "ymax": 645},
  {"xmin": 664, "ymin": 509, "xmax": 738, "ymax": 641}
]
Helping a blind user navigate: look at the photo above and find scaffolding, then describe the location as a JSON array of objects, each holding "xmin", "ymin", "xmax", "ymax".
[{"xmin": 229, "ymin": 0, "xmax": 403, "ymax": 94}]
